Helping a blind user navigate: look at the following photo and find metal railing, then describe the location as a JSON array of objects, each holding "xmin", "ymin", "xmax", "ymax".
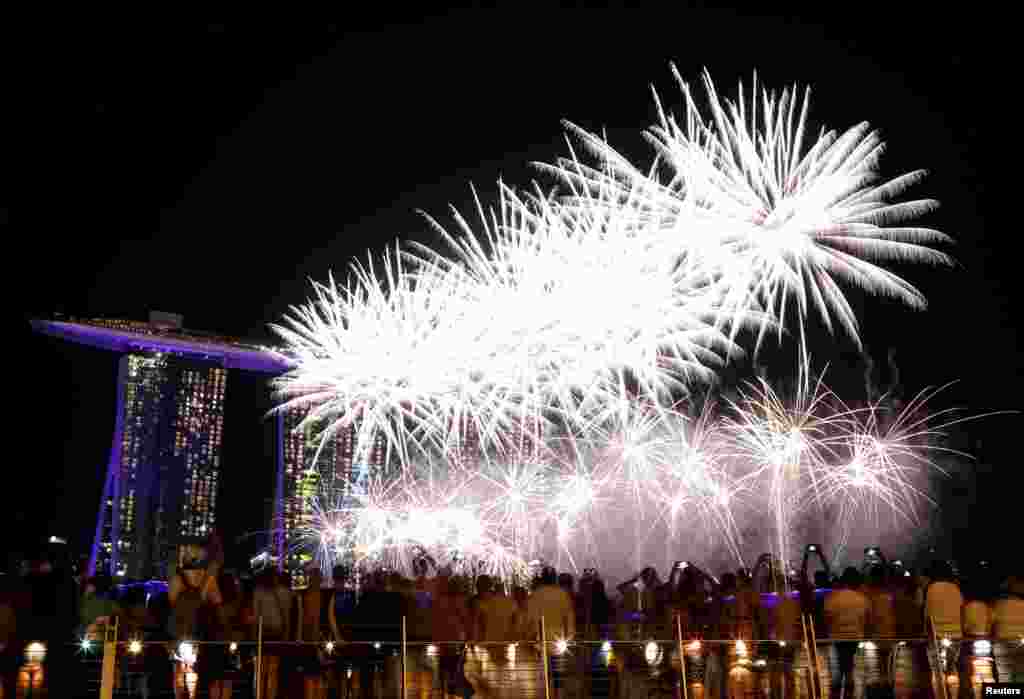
[{"xmin": 13, "ymin": 616, "xmax": 1024, "ymax": 698}]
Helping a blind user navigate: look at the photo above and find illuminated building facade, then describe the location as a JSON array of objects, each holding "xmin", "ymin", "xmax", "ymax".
[
  {"xmin": 34, "ymin": 312, "xmax": 422, "ymax": 581},
  {"xmin": 272, "ymin": 408, "xmax": 390, "ymax": 575},
  {"xmin": 32, "ymin": 313, "xmax": 292, "ymax": 579},
  {"xmin": 95, "ymin": 354, "xmax": 227, "ymax": 579}
]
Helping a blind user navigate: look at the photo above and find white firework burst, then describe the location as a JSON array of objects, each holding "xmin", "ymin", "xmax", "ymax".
[
  {"xmin": 418, "ymin": 182, "xmax": 741, "ymax": 426},
  {"xmin": 819, "ymin": 384, "xmax": 988, "ymax": 559},
  {"xmin": 269, "ymin": 67, "xmax": 982, "ymax": 586},
  {"xmin": 723, "ymin": 369, "xmax": 852, "ymax": 568},
  {"xmin": 551, "ymin": 65, "xmax": 953, "ymax": 354},
  {"xmin": 270, "ymin": 248, "xmax": 527, "ymax": 469}
]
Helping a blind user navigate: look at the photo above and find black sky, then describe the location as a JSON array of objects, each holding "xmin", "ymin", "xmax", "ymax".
[{"xmin": 12, "ymin": 10, "xmax": 1018, "ymax": 568}]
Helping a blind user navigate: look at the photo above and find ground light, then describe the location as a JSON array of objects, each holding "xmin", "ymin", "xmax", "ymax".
[
  {"xmin": 177, "ymin": 641, "xmax": 197, "ymax": 665},
  {"xmin": 25, "ymin": 642, "xmax": 46, "ymax": 664}
]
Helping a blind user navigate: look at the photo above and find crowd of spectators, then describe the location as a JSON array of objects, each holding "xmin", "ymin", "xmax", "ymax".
[{"xmin": 0, "ymin": 540, "xmax": 1022, "ymax": 698}]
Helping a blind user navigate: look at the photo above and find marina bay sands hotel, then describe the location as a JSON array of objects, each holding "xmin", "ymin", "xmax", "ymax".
[{"xmin": 31, "ymin": 312, "xmax": 389, "ymax": 580}]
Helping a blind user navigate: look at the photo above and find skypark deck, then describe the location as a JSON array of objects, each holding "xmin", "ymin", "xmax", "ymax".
[{"xmin": 30, "ymin": 317, "xmax": 293, "ymax": 374}]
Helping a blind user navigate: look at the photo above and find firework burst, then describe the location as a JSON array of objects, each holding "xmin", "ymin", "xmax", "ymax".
[
  {"xmin": 551, "ymin": 66, "xmax": 953, "ymax": 354},
  {"xmin": 284, "ymin": 373, "xmax": 992, "ymax": 585},
  {"xmin": 270, "ymin": 68, "xmax": 982, "ymax": 585},
  {"xmin": 723, "ymin": 369, "xmax": 853, "ymax": 568}
]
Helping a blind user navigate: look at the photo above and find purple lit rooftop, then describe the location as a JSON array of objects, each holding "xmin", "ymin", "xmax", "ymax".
[{"xmin": 31, "ymin": 317, "xmax": 294, "ymax": 374}]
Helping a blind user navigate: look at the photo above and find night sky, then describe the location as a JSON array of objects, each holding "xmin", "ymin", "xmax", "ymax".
[{"xmin": 13, "ymin": 10, "xmax": 1018, "ymax": 571}]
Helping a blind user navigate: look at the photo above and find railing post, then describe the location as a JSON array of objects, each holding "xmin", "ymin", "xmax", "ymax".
[
  {"xmin": 808, "ymin": 615, "xmax": 823, "ymax": 699},
  {"xmin": 676, "ymin": 614, "xmax": 689, "ymax": 699},
  {"xmin": 401, "ymin": 616, "xmax": 407, "ymax": 699},
  {"xmin": 801, "ymin": 614, "xmax": 820, "ymax": 699},
  {"xmin": 100, "ymin": 617, "xmax": 118, "ymax": 699},
  {"xmin": 256, "ymin": 615, "xmax": 263, "ymax": 699},
  {"xmin": 540, "ymin": 617, "xmax": 551, "ymax": 699},
  {"xmin": 799, "ymin": 615, "xmax": 810, "ymax": 699},
  {"xmin": 929, "ymin": 615, "xmax": 950, "ymax": 699}
]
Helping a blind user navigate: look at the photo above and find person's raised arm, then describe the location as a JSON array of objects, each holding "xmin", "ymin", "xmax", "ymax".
[
  {"xmin": 617, "ymin": 574, "xmax": 640, "ymax": 597},
  {"xmin": 752, "ymin": 553, "xmax": 774, "ymax": 588},
  {"xmin": 800, "ymin": 547, "xmax": 832, "ymax": 584},
  {"xmin": 690, "ymin": 565, "xmax": 717, "ymax": 593},
  {"xmin": 817, "ymin": 550, "xmax": 833, "ymax": 580}
]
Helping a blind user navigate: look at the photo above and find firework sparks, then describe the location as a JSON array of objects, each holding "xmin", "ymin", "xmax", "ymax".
[
  {"xmin": 282, "ymin": 367, "xmax": 988, "ymax": 586},
  {"xmin": 551, "ymin": 66, "xmax": 953, "ymax": 354},
  {"xmin": 723, "ymin": 370, "xmax": 853, "ymax": 569},
  {"xmin": 270, "ymin": 68, "xmax": 979, "ymax": 585},
  {"xmin": 819, "ymin": 384, "xmax": 986, "ymax": 562}
]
